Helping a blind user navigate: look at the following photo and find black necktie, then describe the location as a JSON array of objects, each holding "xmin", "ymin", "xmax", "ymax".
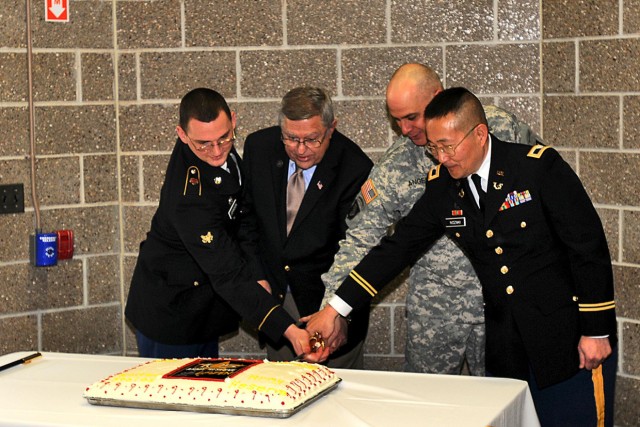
[
  {"xmin": 286, "ymin": 167, "xmax": 305, "ymax": 234},
  {"xmin": 471, "ymin": 174, "xmax": 485, "ymax": 211}
]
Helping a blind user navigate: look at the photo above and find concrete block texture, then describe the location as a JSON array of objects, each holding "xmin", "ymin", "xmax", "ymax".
[
  {"xmin": 0, "ymin": 2, "xmax": 638, "ymax": 423},
  {"xmin": 185, "ymin": 0, "xmax": 282, "ymax": 47},
  {"xmin": 542, "ymin": 0, "xmax": 618, "ymax": 38}
]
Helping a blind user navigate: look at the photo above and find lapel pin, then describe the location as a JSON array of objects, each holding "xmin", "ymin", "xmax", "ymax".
[
  {"xmin": 497, "ymin": 170, "xmax": 505, "ymax": 176},
  {"xmin": 493, "ymin": 182, "xmax": 503, "ymax": 190},
  {"xmin": 317, "ymin": 181, "xmax": 323, "ymax": 190},
  {"xmin": 214, "ymin": 177, "xmax": 222, "ymax": 185}
]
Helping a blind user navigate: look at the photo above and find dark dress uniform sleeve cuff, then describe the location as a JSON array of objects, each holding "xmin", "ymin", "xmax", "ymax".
[
  {"xmin": 257, "ymin": 305, "xmax": 296, "ymax": 342},
  {"xmin": 579, "ymin": 301, "xmax": 617, "ymax": 339}
]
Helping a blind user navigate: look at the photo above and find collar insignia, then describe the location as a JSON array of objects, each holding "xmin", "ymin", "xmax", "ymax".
[{"xmin": 201, "ymin": 231, "xmax": 214, "ymax": 244}]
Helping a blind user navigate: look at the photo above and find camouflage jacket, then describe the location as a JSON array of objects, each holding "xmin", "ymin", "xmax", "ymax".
[{"xmin": 322, "ymin": 105, "xmax": 540, "ymax": 323}]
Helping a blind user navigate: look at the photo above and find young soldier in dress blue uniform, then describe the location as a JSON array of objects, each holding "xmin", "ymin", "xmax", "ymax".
[
  {"xmin": 307, "ymin": 87, "xmax": 617, "ymax": 426},
  {"xmin": 125, "ymin": 88, "xmax": 313, "ymax": 359}
]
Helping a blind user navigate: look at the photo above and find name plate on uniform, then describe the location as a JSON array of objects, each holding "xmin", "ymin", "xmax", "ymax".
[{"xmin": 445, "ymin": 217, "xmax": 466, "ymax": 228}]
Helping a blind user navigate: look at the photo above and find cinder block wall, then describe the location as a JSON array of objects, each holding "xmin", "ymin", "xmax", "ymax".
[{"xmin": 0, "ymin": 1, "xmax": 638, "ymax": 424}]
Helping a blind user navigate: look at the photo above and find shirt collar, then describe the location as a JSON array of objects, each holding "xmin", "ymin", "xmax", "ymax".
[
  {"xmin": 467, "ymin": 134, "xmax": 492, "ymax": 192},
  {"xmin": 288, "ymin": 160, "xmax": 316, "ymax": 189}
]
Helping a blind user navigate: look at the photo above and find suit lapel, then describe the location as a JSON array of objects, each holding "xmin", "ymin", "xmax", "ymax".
[{"xmin": 270, "ymin": 142, "xmax": 290, "ymax": 240}]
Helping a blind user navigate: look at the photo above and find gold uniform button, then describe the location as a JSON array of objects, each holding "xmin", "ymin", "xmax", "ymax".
[
  {"xmin": 572, "ymin": 296, "xmax": 578, "ymax": 302},
  {"xmin": 278, "ymin": 294, "xmax": 284, "ymax": 299},
  {"xmin": 495, "ymin": 246, "xmax": 503, "ymax": 255},
  {"xmin": 455, "ymin": 232, "xmax": 461, "ymax": 238},
  {"xmin": 193, "ymin": 281, "xmax": 200, "ymax": 287},
  {"xmin": 486, "ymin": 229, "xmax": 494, "ymax": 238},
  {"xmin": 500, "ymin": 266, "xmax": 509, "ymax": 274},
  {"xmin": 506, "ymin": 285, "xmax": 514, "ymax": 295},
  {"xmin": 284, "ymin": 265, "xmax": 291, "ymax": 272},
  {"xmin": 521, "ymin": 221, "xmax": 527, "ymax": 228}
]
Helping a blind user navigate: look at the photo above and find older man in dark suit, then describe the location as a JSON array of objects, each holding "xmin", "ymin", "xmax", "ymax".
[{"xmin": 241, "ymin": 86, "xmax": 372, "ymax": 367}]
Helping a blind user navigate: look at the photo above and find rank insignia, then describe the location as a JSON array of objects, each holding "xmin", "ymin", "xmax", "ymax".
[
  {"xmin": 214, "ymin": 177, "xmax": 222, "ymax": 185},
  {"xmin": 361, "ymin": 179, "xmax": 378, "ymax": 205},
  {"xmin": 427, "ymin": 165, "xmax": 441, "ymax": 181},
  {"xmin": 201, "ymin": 231, "xmax": 214, "ymax": 244},
  {"xmin": 527, "ymin": 144, "xmax": 551, "ymax": 159}
]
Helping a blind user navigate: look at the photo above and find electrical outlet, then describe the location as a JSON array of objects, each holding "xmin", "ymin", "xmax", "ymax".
[{"xmin": 0, "ymin": 184, "xmax": 25, "ymax": 214}]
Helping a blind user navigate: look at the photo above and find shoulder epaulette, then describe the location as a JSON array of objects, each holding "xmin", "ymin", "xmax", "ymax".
[
  {"xmin": 527, "ymin": 144, "xmax": 552, "ymax": 159},
  {"xmin": 427, "ymin": 164, "xmax": 441, "ymax": 181}
]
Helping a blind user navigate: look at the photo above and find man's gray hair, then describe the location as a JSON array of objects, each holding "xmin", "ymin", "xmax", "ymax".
[{"xmin": 278, "ymin": 87, "xmax": 334, "ymax": 128}]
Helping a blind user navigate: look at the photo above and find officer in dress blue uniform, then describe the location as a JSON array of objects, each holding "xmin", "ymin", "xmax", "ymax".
[
  {"xmin": 125, "ymin": 88, "xmax": 312, "ymax": 359},
  {"xmin": 307, "ymin": 87, "xmax": 617, "ymax": 426}
]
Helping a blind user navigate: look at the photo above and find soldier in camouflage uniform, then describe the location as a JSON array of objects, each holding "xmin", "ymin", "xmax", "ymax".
[{"xmin": 321, "ymin": 63, "xmax": 540, "ymax": 375}]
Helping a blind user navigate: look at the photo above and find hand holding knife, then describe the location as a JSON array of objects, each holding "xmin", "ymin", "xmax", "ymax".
[{"xmin": 293, "ymin": 332, "xmax": 325, "ymax": 361}]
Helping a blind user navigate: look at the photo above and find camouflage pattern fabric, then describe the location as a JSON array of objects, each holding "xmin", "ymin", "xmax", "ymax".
[{"xmin": 322, "ymin": 105, "xmax": 540, "ymax": 375}]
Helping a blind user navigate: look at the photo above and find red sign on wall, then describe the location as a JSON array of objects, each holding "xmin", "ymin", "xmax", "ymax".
[{"xmin": 45, "ymin": 0, "xmax": 69, "ymax": 22}]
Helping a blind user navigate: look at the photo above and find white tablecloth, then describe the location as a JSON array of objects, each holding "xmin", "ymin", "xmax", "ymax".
[{"xmin": 0, "ymin": 351, "xmax": 540, "ymax": 427}]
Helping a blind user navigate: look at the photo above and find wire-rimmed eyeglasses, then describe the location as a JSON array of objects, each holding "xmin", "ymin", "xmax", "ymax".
[
  {"xmin": 425, "ymin": 124, "xmax": 480, "ymax": 157},
  {"xmin": 187, "ymin": 129, "xmax": 236, "ymax": 152}
]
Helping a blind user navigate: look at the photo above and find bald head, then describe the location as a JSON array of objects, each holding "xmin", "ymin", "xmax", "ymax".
[
  {"xmin": 387, "ymin": 63, "xmax": 443, "ymax": 95},
  {"xmin": 385, "ymin": 63, "xmax": 444, "ymax": 146}
]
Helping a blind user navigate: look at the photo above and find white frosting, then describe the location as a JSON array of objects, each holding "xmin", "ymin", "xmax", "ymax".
[{"xmin": 84, "ymin": 358, "xmax": 339, "ymax": 413}]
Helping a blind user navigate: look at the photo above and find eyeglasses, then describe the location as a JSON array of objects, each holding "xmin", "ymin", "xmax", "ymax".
[
  {"xmin": 187, "ymin": 129, "xmax": 236, "ymax": 152},
  {"xmin": 425, "ymin": 124, "xmax": 480, "ymax": 157},
  {"xmin": 281, "ymin": 129, "xmax": 328, "ymax": 149}
]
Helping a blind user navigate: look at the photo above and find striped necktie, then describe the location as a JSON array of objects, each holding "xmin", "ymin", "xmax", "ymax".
[{"xmin": 286, "ymin": 167, "xmax": 305, "ymax": 234}]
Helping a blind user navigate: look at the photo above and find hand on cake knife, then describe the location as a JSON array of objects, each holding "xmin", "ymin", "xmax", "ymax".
[{"xmin": 293, "ymin": 332, "xmax": 328, "ymax": 362}]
